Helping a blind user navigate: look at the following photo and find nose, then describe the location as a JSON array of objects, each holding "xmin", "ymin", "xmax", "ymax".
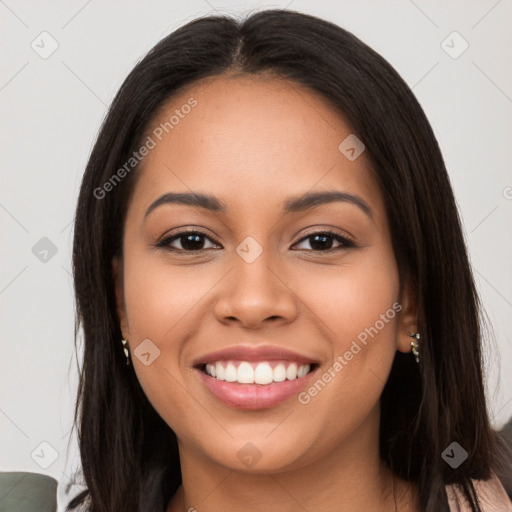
[{"xmin": 213, "ymin": 248, "xmax": 299, "ymax": 330}]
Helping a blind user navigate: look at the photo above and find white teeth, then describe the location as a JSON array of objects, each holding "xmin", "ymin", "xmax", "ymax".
[
  {"xmin": 254, "ymin": 362, "xmax": 273, "ymax": 385},
  {"xmin": 206, "ymin": 364, "xmax": 211, "ymax": 375},
  {"xmin": 273, "ymin": 363, "xmax": 287, "ymax": 382},
  {"xmin": 225, "ymin": 362, "xmax": 238, "ymax": 382},
  {"xmin": 204, "ymin": 361, "xmax": 312, "ymax": 385},
  {"xmin": 206, "ymin": 363, "xmax": 216, "ymax": 377},
  {"xmin": 237, "ymin": 362, "xmax": 254, "ymax": 383},
  {"xmin": 215, "ymin": 362, "xmax": 225, "ymax": 380},
  {"xmin": 286, "ymin": 363, "xmax": 298, "ymax": 381},
  {"xmin": 297, "ymin": 364, "xmax": 309, "ymax": 378}
]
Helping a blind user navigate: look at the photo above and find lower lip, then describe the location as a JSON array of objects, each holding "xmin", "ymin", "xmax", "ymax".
[{"xmin": 196, "ymin": 367, "xmax": 317, "ymax": 409}]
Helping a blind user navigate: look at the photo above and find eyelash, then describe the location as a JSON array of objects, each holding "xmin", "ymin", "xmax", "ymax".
[{"xmin": 155, "ymin": 228, "xmax": 356, "ymax": 253}]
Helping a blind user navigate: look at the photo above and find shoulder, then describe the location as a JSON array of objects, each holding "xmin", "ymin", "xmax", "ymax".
[{"xmin": 446, "ymin": 474, "xmax": 512, "ymax": 512}]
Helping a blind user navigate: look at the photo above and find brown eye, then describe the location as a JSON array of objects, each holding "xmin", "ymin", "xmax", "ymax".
[
  {"xmin": 156, "ymin": 231, "xmax": 221, "ymax": 252},
  {"xmin": 292, "ymin": 231, "xmax": 355, "ymax": 252}
]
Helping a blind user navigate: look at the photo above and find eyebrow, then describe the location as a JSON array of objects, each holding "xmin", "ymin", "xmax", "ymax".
[{"xmin": 144, "ymin": 190, "xmax": 373, "ymax": 220}]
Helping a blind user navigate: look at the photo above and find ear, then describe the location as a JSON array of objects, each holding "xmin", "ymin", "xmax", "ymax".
[
  {"xmin": 112, "ymin": 255, "xmax": 130, "ymax": 339},
  {"xmin": 396, "ymin": 279, "xmax": 418, "ymax": 354}
]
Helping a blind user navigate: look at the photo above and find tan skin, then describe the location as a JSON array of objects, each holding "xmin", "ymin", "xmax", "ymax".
[{"xmin": 112, "ymin": 73, "xmax": 421, "ymax": 512}]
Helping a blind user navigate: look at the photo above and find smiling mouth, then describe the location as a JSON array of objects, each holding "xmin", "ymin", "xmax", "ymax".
[{"xmin": 197, "ymin": 360, "xmax": 318, "ymax": 385}]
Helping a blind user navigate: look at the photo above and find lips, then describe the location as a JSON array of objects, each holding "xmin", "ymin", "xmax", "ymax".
[{"xmin": 192, "ymin": 345, "xmax": 319, "ymax": 409}]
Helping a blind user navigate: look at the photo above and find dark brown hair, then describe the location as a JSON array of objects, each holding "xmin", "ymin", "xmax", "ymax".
[{"xmin": 67, "ymin": 9, "xmax": 512, "ymax": 512}]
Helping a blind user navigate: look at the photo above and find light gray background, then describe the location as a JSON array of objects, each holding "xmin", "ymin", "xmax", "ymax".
[{"xmin": 1, "ymin": 0, "xmax": 511, "ymax": 510}]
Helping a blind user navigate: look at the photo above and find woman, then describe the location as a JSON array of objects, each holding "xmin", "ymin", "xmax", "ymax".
[{"xmin": 67, "ymin": 9, "xmax": 512, "ymax": 512}]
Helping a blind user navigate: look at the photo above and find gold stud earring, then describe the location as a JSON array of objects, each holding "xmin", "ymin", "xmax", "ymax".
[
  {"xmin": 408, "ymin": 332, "xmax": 420, "ymax": 363},
  {"xmin": 121, "ymin": 339, "xmax": 130, "ymax": 365}
]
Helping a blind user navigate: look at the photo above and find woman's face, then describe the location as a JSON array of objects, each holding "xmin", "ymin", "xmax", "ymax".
[{"xmin": 113, "ymin": 74, "xmax": 417, "ymax": 473}]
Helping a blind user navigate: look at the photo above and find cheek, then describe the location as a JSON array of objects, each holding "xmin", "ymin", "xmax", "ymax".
[
  {"xmin": 121, "ymin": 254, "xmax": 210, "ymax": 428},
  {"xmin": 298, "ymin": 249, "xmax": 399, "ymax": 344},
  {"xmin": 123, "ymin": 254, "xmax": 217, "ymax": 342},
  {"xmin": 294, "ymin": 250, "xmax": 400, "ymax": 410}
]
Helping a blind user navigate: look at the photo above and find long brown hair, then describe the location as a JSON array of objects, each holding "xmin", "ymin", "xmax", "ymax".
[{"xmin": 67, "ymin": 9, "xmax": 512, "ymax": 511}]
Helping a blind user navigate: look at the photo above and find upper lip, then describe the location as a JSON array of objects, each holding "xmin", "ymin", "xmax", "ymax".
[{"xmin": 192, "ymin": 344, "xmax": 319, "ymax": 367}]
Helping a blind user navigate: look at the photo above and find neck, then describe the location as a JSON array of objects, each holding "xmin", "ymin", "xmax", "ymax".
[{"xmin": 167, "ymin": 406, "xmax": 419, "ymax": 512}]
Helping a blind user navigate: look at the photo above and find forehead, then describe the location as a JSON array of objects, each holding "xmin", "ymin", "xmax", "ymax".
[{"xmin": 129, "ymin": 74, "xmax": 382, "ymax": 220}]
